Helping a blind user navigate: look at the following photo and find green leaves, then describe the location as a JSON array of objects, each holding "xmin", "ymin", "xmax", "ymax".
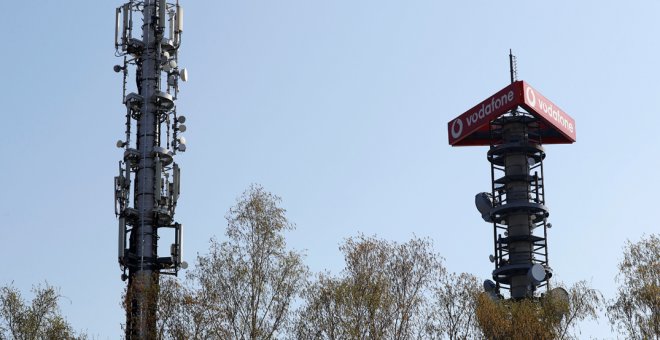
[
  {"xmin": 158, "ymin": 185, "xmax": 308, "ymax": 340},
  {"xmin": 0, "ymin": 283, "xmax": 86, "ymax": 340},
  {"xmin": 607, "ymin": 234, "xmax": 660, "ymax": 339}
]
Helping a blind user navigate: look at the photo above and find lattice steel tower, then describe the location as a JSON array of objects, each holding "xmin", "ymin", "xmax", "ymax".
[
  {"xmin": 448, "ymin": 53, "xmax": 576, "ymax": 300},
  {"xmin": 113, "ymin": 1, "xmax": 188, "ymax": 337}
]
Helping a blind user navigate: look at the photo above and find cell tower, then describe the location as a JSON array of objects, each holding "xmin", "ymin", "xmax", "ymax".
[
  {"xmin": 113, "ymin": 1, "xmax": 188, "ymax": 337},
  {"xmin": 448, "ymin": 52, "xmax": 576, "ymax": 300}
]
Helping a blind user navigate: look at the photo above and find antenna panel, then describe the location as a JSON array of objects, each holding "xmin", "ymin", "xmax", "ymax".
[
  {"xmin": 173, "ymin": 163, "xmax": 180, "ymax": 204},
  {"xmin": 115, "ymin": 7, "xmax": 121, "ymax": 47},
  {"xmin": 122, "ymin": 4, "xmax": 130, "ymax": 47},
  {"xmin": 159, "ymin": 0, "xmax": 167, "ymax": 31},
  {"xmin": 118, "ymin": 217, "xmax": 126, "ymax": 263},
  {"xmin": 176, "ymin": 223, "xmax": 183, "ymax": 265},
  {"xmin": 155, "ymin": 157, "xmax": 162, "ymax": 202},
  {"xmin": 176, "ymin": 5, "xmax": 183, "ymax": 33}
]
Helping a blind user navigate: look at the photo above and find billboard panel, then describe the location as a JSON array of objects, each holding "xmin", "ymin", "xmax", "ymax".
[
  {"xmin": 520, "ymin": 82, "xmax": 576, "ymax": 143},
  {"xmin": 448, "ymin": 81, "xmax": 576, "ymax": 146},
  {"xmin": 448, "ymin": 82, "xmax": 523, "ymax": 146}
]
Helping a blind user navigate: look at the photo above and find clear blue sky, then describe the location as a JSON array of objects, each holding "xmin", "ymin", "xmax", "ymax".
[{"xmin": 1, "ymin": 1, "xmax": 658, "ymax": 338}]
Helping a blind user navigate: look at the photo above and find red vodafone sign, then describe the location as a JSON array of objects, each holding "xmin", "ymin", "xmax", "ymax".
[
  {"xmin": 448, "ymin": 81, "xmax": 576, "ymax": 146},
  {"xmin": 521, "ymin": 82, "xmax": 576, "ymax": 143}
]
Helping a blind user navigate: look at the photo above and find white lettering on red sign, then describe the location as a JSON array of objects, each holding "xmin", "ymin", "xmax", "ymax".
[
  {"xmin": 524, "ymin": 86, "xmax": 574, "ymax": 135},
  {"xmin": 452, "ymin": 90, "xmax": 515, "ymax": 139}
]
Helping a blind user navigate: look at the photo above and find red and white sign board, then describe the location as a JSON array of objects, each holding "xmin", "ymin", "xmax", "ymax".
[{"xmin": 447, "ymin": 81, "xmax": 576, "ymax": 146}]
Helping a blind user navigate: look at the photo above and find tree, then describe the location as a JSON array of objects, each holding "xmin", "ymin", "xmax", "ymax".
[
  {"xmin": 0, "ymin": 283, "xmax": 87, "ymax": 340},
  {"xmin": 607, "ymin": 234, "xmax": 660, "ymax": 339},
  {"xmin": 553, "ymin": 281, "xmax": 603, "ymax": 339},
  {"xmin": 475, "ymin": 280, "xmax": 602, "ymax": 340},
  {"xmin": 157, "ymin": 185, "xmax": 308, "ymax": 340},
  {"xmin": 293, "ymin": 235, "xmax": 443, "ymax": 340},
  {"xmin": 425, "ymin": 272, "xmax": 482, "ymax": 339}
]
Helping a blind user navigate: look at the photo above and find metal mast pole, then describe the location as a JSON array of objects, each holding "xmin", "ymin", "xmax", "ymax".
[
  {"xmin": 455, "ymin": 53, "xmax": 577, "ymax": 302},
  {"xmin": 129, "ymin": 1, "xmax": 158, "ymax": 337},
  {"xmin": 486, "ymin": 53, "xmax": 551, "ymax": 299},
  {"xmin": 114, "ymin": 1, "xmax": 188, "ymax": 338}
]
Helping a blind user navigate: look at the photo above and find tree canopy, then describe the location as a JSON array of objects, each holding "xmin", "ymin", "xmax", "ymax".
[
  {"xmin": 607, "ymin": 233, "xmax": 660, "ymax": 339},
  {"xmin": 157, "ymin": 185, "xmax": 308, "ymax": 340},
  {"xmin": 0, "ymin": 283, "xmax": 87, "ymax": 340}
]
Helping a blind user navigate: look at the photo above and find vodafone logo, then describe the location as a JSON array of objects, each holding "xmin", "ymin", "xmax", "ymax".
[
  {"xmin": 525, "ymin": 86, "xmax": 537, "ymax": 107},
  {"xmin": 525, "ymin": 84, "xmax": 575, "ymax": 136},
  {"xmin": 451, "ymin": 118, "xmax": 463, "ymax": 139}
]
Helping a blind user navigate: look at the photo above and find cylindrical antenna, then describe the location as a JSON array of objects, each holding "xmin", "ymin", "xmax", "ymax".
[
  {"xmin": 115, "ymin": 7, "xmax": 121, "ymax": 48},
  {"xmin": 159, "ymin": 0, "xmax": 167, "ymax": 32},
  {"xmin": 176, "ymin": 5, "xmax": 184, "ymax": 33},
  {"xmin": 118, "ymin": 218, "xmax": 126, "ymax": 261},
  {"xmin": 168, "ymin": 9, "xmax": 175, "ymax": 41},
  {"xmin": 177, "ymin": 224, "xmax": 183, "ymax": 266},
  {"xmin": 123, "ymin": 4, "xmax": 130, "ymax": 44}
]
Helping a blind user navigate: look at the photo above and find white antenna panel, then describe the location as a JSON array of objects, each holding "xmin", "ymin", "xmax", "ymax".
[
  {"xmin": 176, "ymin": 5, "xmax": 184, "ymax": 32},
  {"xmin": 115, "ymin": 7, "xmax": 121, "ymax": 47},
  {"xmin": 122, "ymin": 4, "xmax": 130, "ymax": 44}
]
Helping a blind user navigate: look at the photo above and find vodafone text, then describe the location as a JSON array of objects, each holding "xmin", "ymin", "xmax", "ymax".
[
  {"xmin": 465, "ymin": 90, "xmax": 515, "ymax": 128},
  {"xmin": 525, "ymin": 87, "xmax": 574, "ymax": 134}
]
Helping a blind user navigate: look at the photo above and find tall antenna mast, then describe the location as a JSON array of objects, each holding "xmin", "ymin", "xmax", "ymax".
[
  {"xmin": 509, "ymin": 49, "xmax": 518, "ymax": 84},
  {"xmin": 448, "ymin": 53, "xmax": 577, "ymax": 301},
  {"xmin": 113, "ymin": 1, "xmax": 188, "ymax": 338}
]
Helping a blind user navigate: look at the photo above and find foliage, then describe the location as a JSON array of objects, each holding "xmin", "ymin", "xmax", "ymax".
[
  {"xmin": 122, "ymin": 273, "xmax": 160, "ymax": 339},
  {"xmin": 293, "ymin": 235, "xmax": 443, "ymax": 340},
  {"xmin": 607, "ymin": 234, "xmax": 660, "ymax": 339},
  {"xmin": 475, "ymin": 281, "xmax": 602, "ymax": 340},
  {"xmin": 157, "ymin": 185, "xmax": 308, "ymax": 340},
  {"xmin": 0, "ymin": 283, "xmax": 87, "ymax": 340},
  {"xmin": 425, "ymin": 272, "xmax": 482, "ymax": 339},
  {"xmin": 554, "ymin": 281, "xmax": 603, "ymax": 339}
]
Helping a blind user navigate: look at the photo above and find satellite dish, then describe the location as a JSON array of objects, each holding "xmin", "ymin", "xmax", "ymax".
[
  {"xmin": 177, "ymin": 144, "xmax": 186, "ymax": 152},
  {"xmin": 528, "ymin": 264, "xmax": 546, "ymax": 284},
  {"xmin": 475, "ymin": 192, "xmax": 493, "ymax": 223},
  {"xmin": 177, "ymin": 136, "xmax": 186, "ymax": 145},
  {"xmin": 116, "ymin": 140, "xmax": 125, "ymax": 148},
  {"xmin": 547, "ymin": 287, "xmax": 570, "ymax": 318},
  {"xmin": 163, "ymin": 63, "xmax": 172, "ymax": 73},
  {"xmin": 177, "ymin": 115, "xmax": 186, "ymax": 123},
  {"xmin": 162, "ymin": 51, "xmax": 170, "ymax": 59},
  {"xmin": 179, "ymin": 68, "xmax": 188, "ymax": 82},
  {"xmin": 180, "ymin": 261, "xmax": 188, "ymax": 269},
  {"xmin": 113, "ymin": 65, "xmax": 123, "ymax": 73},
  {"xmin": 169, "ymin": 60, "xmax": 177, "ymax": 69},
  {"xmin": 489, "ymin": 254, "xmax": 495, "ymax": 263},
  {"xmin": 178, "ymin": 124, "xmax": 186, "ymax": 132},
  {"xmin": 548, "ymin": 287, "xmax": 569, "ymax": 304},
  {"xmin": 483, "ymin": 279, "xmax": 496, "ymax": 293},
  {"xmin": 153, "ymin": 91, "xmax": 174, "ymax": 110}
]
